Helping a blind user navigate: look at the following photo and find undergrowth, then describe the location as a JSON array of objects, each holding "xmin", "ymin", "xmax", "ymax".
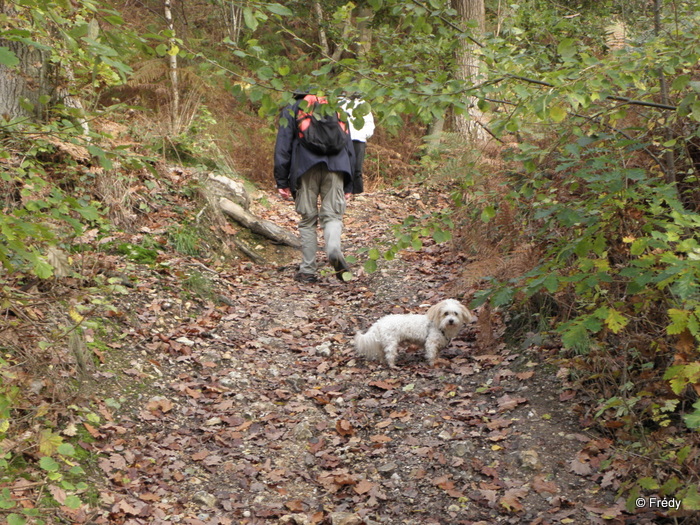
[{"xmin": 455, "ymin": 133, "xmax": 700, "ymax": 510}]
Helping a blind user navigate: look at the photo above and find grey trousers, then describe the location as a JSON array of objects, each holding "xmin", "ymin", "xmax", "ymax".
[{"xmin": 294, "ymin": 165, "xmax": 346, "ymax": 275}]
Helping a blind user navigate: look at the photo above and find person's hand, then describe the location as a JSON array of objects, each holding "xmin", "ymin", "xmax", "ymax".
[
  {"xmin": 278, "ymin": 188, "xmax": 292, "ymax": 201},
  {"xmin": 345, "ymin": 193, "xmax": 352, "ymax": 201}
]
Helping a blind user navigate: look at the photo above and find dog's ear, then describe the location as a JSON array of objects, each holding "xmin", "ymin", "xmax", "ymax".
[
  {"xmin": 460, "ymin": 304, "xmax": 477, "ymax": 324},
  {"xmin": 426, "ymin": 302, "xmax": 443, "ymax": 325}
]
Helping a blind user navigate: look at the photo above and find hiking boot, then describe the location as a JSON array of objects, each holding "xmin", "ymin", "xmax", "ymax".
[
  {"xmin": 294, "ymin": 272, "xmax": 318, "ymax": 283},
  {"xmin": 329, "ymin": 254, "xmax": 350, "ymax": 281}
]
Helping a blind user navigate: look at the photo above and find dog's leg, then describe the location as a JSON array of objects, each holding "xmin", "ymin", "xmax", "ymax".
[
  {"xmin": 424, "ymin": 336, "xmax": 441, "ymax": 366},
  {"xmin": 384, "ymin": 341, "xmax": 399, "ymax": 368}
]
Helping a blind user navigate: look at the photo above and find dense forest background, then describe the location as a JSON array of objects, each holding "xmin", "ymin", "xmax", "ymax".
[{"xmin": 2, "ymin": 0, "xmax": 700, "ymax": 523}]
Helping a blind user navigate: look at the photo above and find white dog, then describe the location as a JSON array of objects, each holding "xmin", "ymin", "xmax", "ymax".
[{"xmin": 355, "ymin": 299, "xmax": 476, "ymax": 368}]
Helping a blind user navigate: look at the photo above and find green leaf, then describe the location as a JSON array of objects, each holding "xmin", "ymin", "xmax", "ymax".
[
  {"xmin": 8, "ymin": 514, "xmax": 26, "ymax": 525},
  {"xmin": 683, "ymin": 484, "xmax": 700, "ymax": 510},
  {"xmin": 0, "ymin": 46, "xmax": 19, "ymax": 67},
  {"xmin": 667, "ymin": 309, "xmax": 689, "ymax": 335},
  {"xmin": 542, "ymin": 274, "xmax": 559, "ymax": 293},
  {"xmin": 64, "ymin": 495, "xmax": 82, "ymax": 509},
  {"xmin": 491, "ymin": 286, "xmax": 514, "ymax": 307},
  {"xmin": 672, "ymin": 75, "xmax": 690, "ymax": 91},
  {"xmin": 266, "ymin": 3, "xmax": 293, "ymax": 16},
  {"xmin": 39, "ymin": 456, "xmax": 60, "ymax": 472},
  {"xmin": 57, "ymin": 443, "xmax": 76, "ymax": 457},
  {"xmin": 243, "ymin": 7, "xmax": 258, "ymax": 31},
  {"xmin": 433, "ymin": 229, "xmax": 452, "ymax": 243},
  {"xmin": 33, "ymin": 256, "xmax": 54, "ymax": 279},
  {"xmin": 683, "ymin": 401, "xmax": 700, "ymax": 429},
  {"xmin": 557, "ymin": 38, "xmax": 577, "ymax": 59},
  {"xmin": 0, "ymin": 488, "xmax": 16, "ymax": 509},
  {"xmin": 549, "ymin": 105, "xmax": 567, "ymax": 122},
  {"xmin": 637, "ymin": 477, "xmax": 660, "ymax": 490},
  {"xmin": 604, "ymin": 309, "xmax": 628, "ymax": 334},
  {"xmin": 364, "ymin": 259, "xmax": 377, "ymax": 273},
  {"xmin": 480, "ymin": 206, "xmax": 496, "ymax": 223}
]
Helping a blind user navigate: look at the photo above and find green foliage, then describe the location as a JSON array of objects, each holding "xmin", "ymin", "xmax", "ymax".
[
  {"xmin": 182, "ymin": 270, "xmax": 215, "ymax": 301},
  {"xmin": 116, "ymin": 243, "xmax": 159, "ymax": 265},
  {"xmin": 169, "ymin": 223, "xmax": 202, "ymax": 256},
  {"xmin": 0, "ymin": 0, "xmax": 141, "ymax": 278},
  {"xmin": 0, "ymin": 131, "xmax": 103, "ymax": 277},
  {"xmin": 429, "ymin": 0, "xmax": 700, "ymax": 504},
  {"xmin": 0, "ymin": 355, "xmax": 96, "ymax": 523}
]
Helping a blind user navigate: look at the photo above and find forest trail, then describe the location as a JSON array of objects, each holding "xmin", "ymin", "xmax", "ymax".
[{"xmin": 86, "ymin": 184, "xmax": 637, "ymax": 525}]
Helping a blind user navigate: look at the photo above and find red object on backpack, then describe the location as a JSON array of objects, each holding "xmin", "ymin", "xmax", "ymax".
[{"xmin": 296, "ymin": 95, "xmax": 349, "ymax": 155}]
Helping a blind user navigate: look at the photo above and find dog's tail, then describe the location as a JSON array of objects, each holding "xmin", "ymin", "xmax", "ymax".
[{"xmin": 354, "ymin": 330, "xmax": 384, "ymax": 362}]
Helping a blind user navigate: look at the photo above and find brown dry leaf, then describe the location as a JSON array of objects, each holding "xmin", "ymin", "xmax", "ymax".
[
  {"xmin": 486, "ymin": 430, "xmax": 509, "ymax": 442},
  {"xmin": 354, "ymin": 479, "xmax": 374, "ymax": 495},
  {"xmin": 497, "ymin": 394, "xmax": 528, "ymax": 412},
  {"xmin": 570, "ymin": 457, "xmax": 593, "ymax": 476},
  {"xmin": 369, "ymin": 434, "xmax": 392, "ymax": 443},
  {"xmin": 285, "ymin": 499, "xmax": 305, "ymax": 512},
  {"xmin": 432, "ymin": 474, "xmax": 455, "ymax": 490},
  {"xmin": 49, "ymin": 484, "xmax": 68, "ymax": 505},
  {"xmin": 369, "ymin": 380, "xmax": 398, "ymax": 390},
  {"xmin": 146, "ymin": 396, "xmax": 174, "ymax": 413},
  {"xmin": 559, "ymin": 390, "xmax": 576, "ymax": 401},
  {"xmin": 318, "ymin": 469, "xmax": 357, "ymax": 493},
  {"xmin": 516, "ymin": 371, "xmax": 535, "ymax": 380},
  {"xmin": 486, "ymin": 418, "xmax": 513, "ymax": 430},
  {"xmin": 112, "ymin": 499, "xmax": 142, "ymax": 516},
  {"xmin": 192, "ymin": 449, "xmax": 210, "ymax": 461},
  {"xmin": 500, "ymin": 487, "xmax": 528, "ymax": 512},
  {"xmin": 479, "ymin": 489, "xmax": 499, "ymax": 506},
  {"xmin": 336, "ymin": 419, "xmax": 355, "ymax": 437},
  {"xmin": 83, "ymin": 422, "xmax": 103, "ymax": 439},
  {"xmin": 139, "ymin": 492, "xmax": 160, "ymax": 502},
  {"xmin": 532, "ymin": 475, "xmax": 559, "ymax": 495}
]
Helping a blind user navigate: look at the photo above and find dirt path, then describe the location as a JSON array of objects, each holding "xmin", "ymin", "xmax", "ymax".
[{"xmin": 86, "ymin": 187, "xmax": 635, "ymax": 525}]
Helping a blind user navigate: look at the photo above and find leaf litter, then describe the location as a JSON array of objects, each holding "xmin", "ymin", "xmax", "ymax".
[{"xmin": 72, "ymin": 186, "xmax": 662, "ymax": 525}]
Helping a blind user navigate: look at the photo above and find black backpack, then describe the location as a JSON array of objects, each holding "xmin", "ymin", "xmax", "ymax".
[{"xmin": 296, "ymin": 94, "xmax": 349, "ymax": 155}]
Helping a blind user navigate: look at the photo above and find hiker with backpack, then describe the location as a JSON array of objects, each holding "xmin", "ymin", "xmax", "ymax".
[{"xmin": 274, "ymin": 90, "xmax": 360, "ymax": 283}]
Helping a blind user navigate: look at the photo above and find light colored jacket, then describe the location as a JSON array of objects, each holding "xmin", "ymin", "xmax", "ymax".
[{"xmin": 341, "ymin": 98, "xmax": 375, "ymax": 143}]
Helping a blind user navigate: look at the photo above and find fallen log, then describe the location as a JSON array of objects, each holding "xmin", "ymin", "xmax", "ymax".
[{"xmin": 219, "ymin": 197, "xmax": 301, "ymax": 249}]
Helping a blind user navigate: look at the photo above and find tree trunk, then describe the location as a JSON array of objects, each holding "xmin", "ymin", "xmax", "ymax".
[
  {"xmin": 219, "ymin": 199, "xmax": 301, "ymax": 248},
  {"xmin": 0, "ymin": 40, "xmax": 52, "ymax": 121},
  {"xmin": 164, "ymin": 0, "xmax": 180, "ymax": 133},
  {"xmin": 312, "ymin": 2, "xmax": 330, "ymax": 56},
  {"xmin": 229, "ymin": 1, "xmax": 244, "ymax": 43},
  {"xmin": 425, "ymin": 115, "xmax": 446, "ymax": 154},
  {"xmin": 356, "ymin": 6, "xmax": 374, "ymax": 59},
  {"xmin": 654, "ymin": 0, "xmax": 676, "ymax": 184},
  {"xmin": 451, "ymin": 0, "xmax": 487, "ymax": 142}
]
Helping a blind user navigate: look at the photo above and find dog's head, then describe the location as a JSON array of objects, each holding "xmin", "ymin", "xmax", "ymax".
[{"xmin": 427, "ymin": 299, "xmax": 477, "ymax": 338}]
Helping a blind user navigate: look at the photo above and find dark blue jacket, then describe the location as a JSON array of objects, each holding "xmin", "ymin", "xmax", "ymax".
[{"xmin": 273, "ymin": 98, "xmax": 358, "ymax": 196}]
